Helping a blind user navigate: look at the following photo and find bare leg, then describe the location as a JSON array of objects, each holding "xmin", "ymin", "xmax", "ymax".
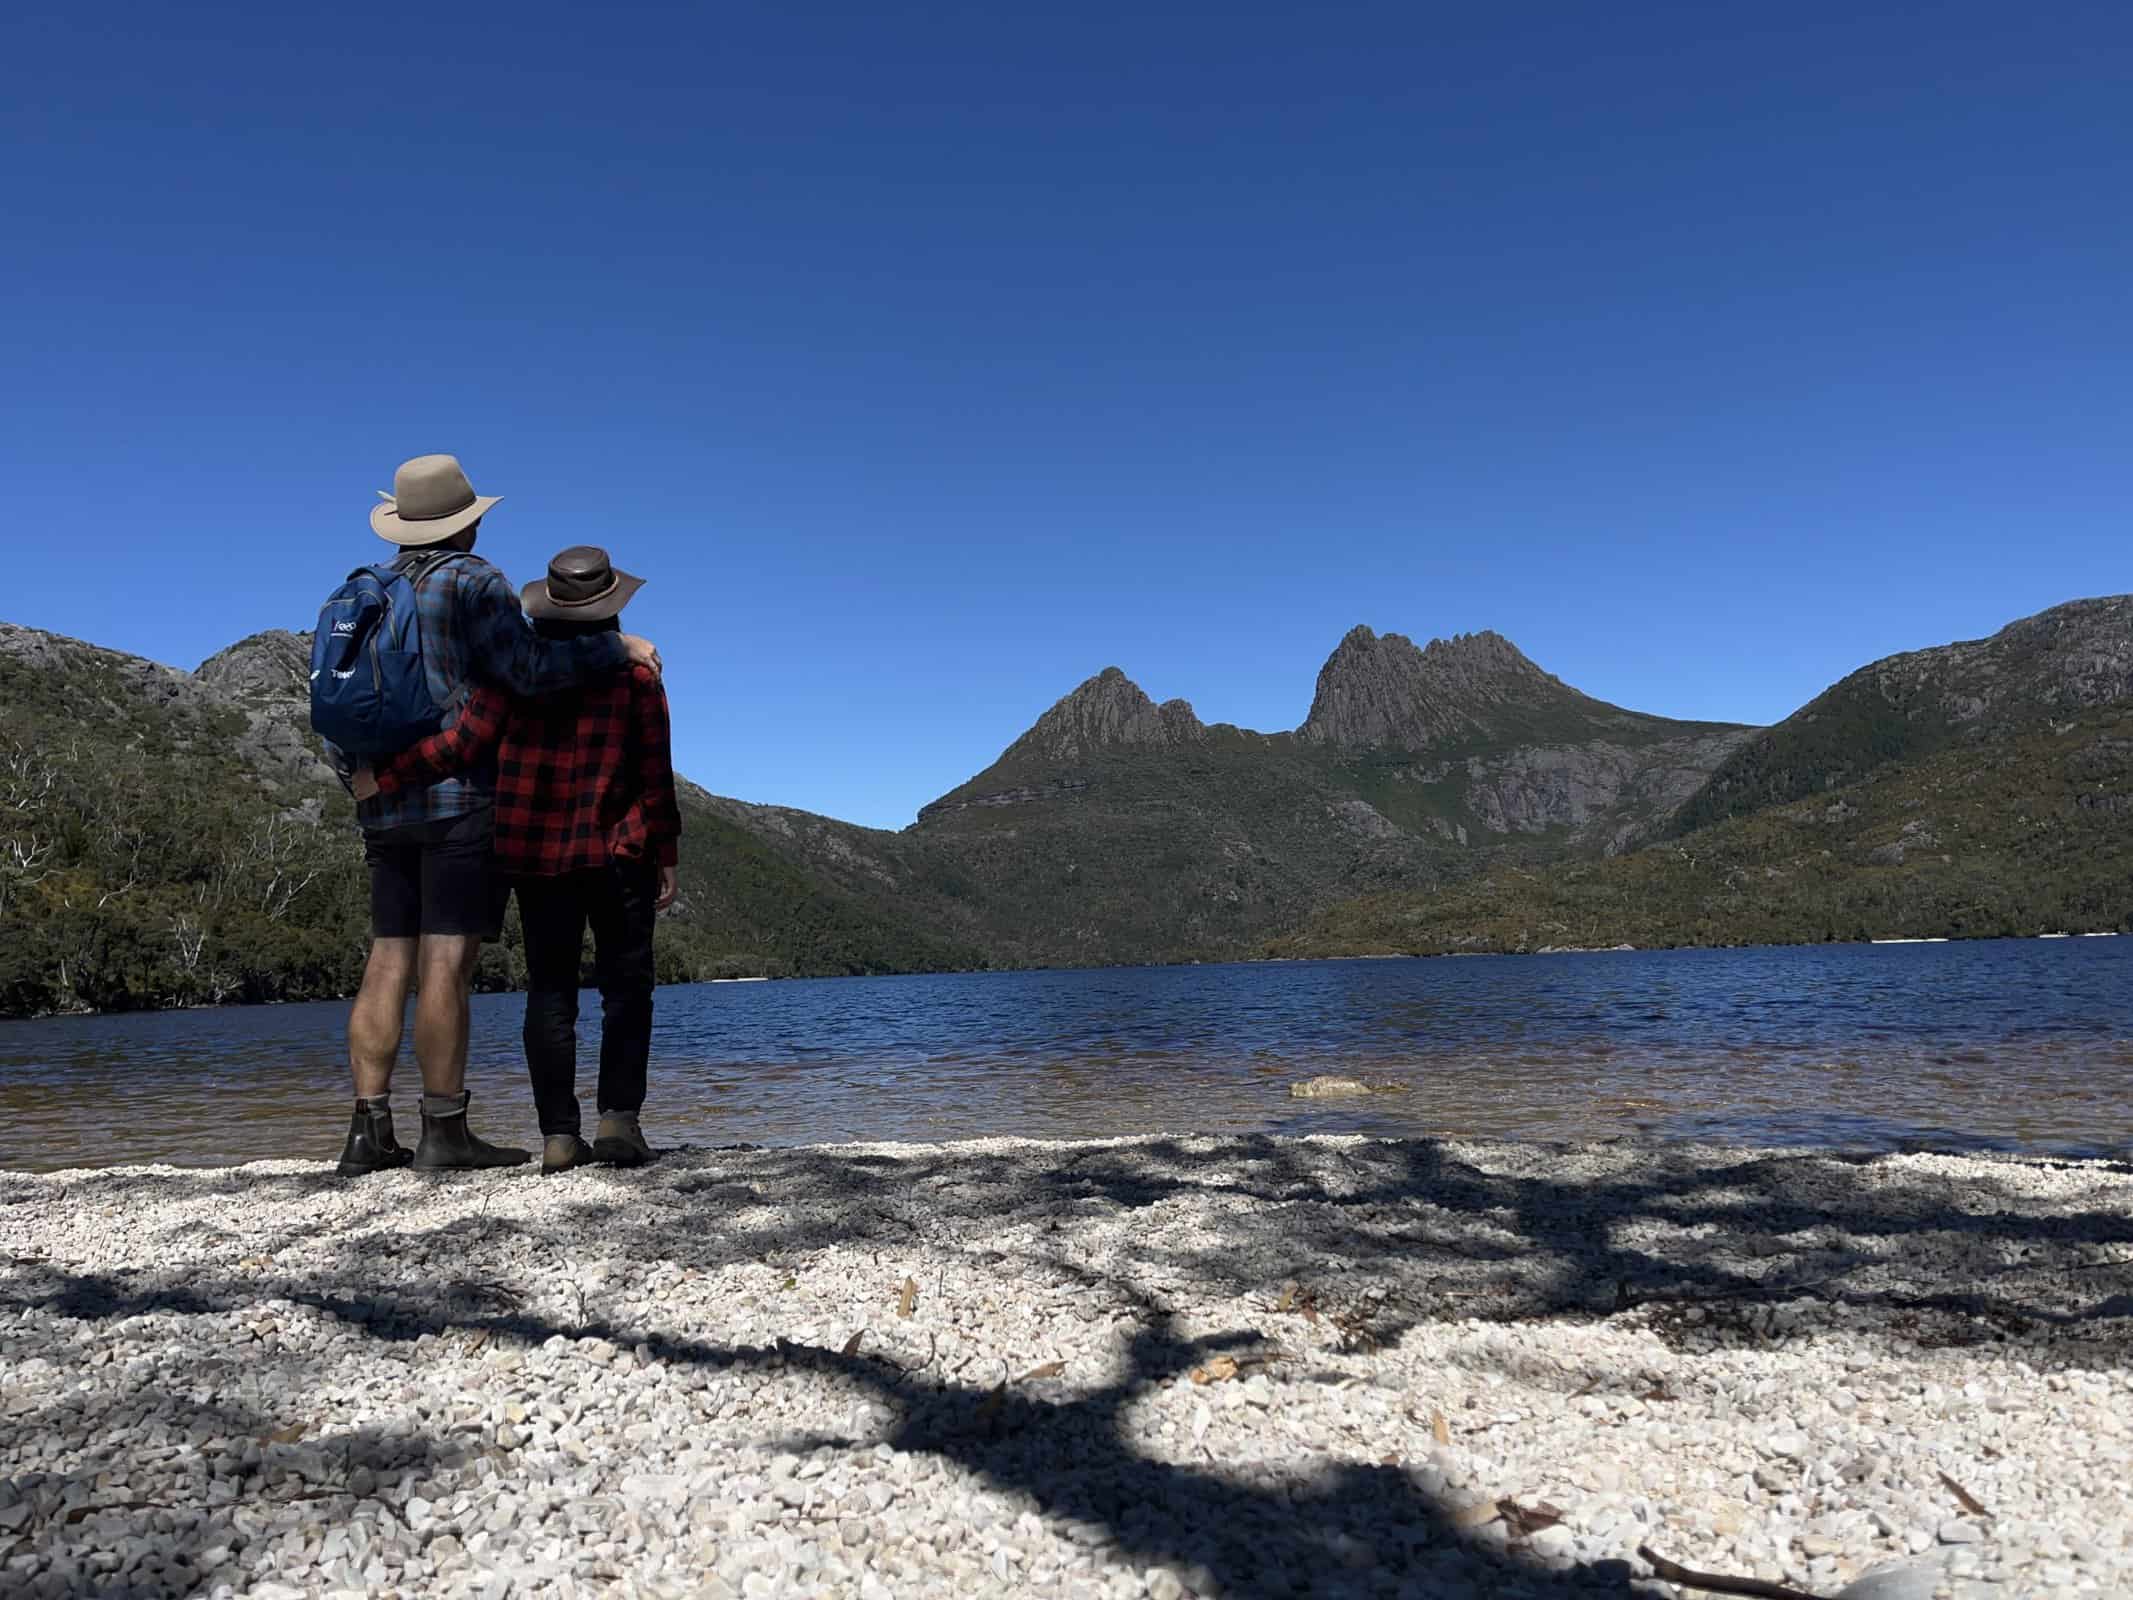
[
  {"xmin": 412, "ymin": 934, "xmax": 484, "ymax": 1096},
  {"xmin": 349, "ymin": 938, "xmax": 417, "ymax": 1100},
  {"xmin": 407, "ymin": 936, "xmax": 527, "ymax": 1169}
]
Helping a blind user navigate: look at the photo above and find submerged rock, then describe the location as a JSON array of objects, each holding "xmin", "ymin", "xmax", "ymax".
[{"xmin": 1288, "ymin": 1075, "xmax": 1405, "ymax": 1098}]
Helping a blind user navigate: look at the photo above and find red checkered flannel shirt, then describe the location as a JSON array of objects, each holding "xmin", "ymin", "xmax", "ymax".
[{"xmin": 373, "ymin": 666, "xmax": 681, "ymax": 874}]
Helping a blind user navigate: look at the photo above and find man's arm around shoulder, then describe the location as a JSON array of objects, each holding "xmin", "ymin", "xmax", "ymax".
[{"xmin": 457, "ymin": 561, "xmax": 660, "ymax": 695}]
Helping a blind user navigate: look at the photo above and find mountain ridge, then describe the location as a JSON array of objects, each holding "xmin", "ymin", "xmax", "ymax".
[
  {"xmin": 1674, "ymin": 595, "xmax": 2133, "ymax": 835},
  {"xmin": 925, "ymin": 623, "xmax": 1759, "ymax": 854},
  {"xmin": 7, "ymin": 592, "xmax": 2127, "ymax": 1016}
]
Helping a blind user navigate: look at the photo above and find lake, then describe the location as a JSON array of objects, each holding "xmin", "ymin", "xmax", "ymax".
[{"xmin": 4, "ymin": 940, "xmax": 2131, "ymax": 1172}]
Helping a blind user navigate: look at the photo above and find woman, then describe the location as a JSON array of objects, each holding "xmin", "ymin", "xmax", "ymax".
[{"xmin": 358, "ymin": 545, "xmax": 681, "ymax": 1173}]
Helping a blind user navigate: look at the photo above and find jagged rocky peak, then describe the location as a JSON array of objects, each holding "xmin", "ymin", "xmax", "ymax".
[
  {"xmin": 1008, "ymin": 666, "xmax": 1208, "ymax": 761},
  {"xmin": 0, "ymin": 619, "xmax": 192, "ymax": 705},
  {"xmin": 1298, "ymin": 624, "xmax": 1579, "ymax": 749},
  {"xmin": 196, "ymin": 630, "xmax": 310, "ymax": 705}
]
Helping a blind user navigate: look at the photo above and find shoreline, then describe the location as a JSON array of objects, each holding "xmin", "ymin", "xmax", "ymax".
[
  {"xmin": 10, "ymin": 1125, "xmax": 2133, "ymax": 1182},
  {"xmin": 4, "ymin": 1133, "xmax": 2129, "ymax": 1598},
  {"xmin": 3, "ymin": 928, "xmax": 2127, "ymax": 1025}
]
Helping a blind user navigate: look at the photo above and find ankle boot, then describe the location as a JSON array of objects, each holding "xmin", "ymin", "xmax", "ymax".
[
  {"xmin": 413, "ymin": 1092, "xmax": 530, "ymax": 1171},
  {"xmin": 336, "ymin": 1099, "xmax": 414, "ymax": 1177},
  {"xmin": 591, "ymin": 1111, "xmax": 654, "ymax": 1168},
  {"xmin": 542, "ymin": 1133, "xmax": 593, "ymax": 1174}
]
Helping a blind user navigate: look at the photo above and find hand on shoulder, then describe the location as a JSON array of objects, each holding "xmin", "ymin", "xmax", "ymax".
[{"xmin": 621, "ymin": 634, "xmax": 663, "ymax": 680}]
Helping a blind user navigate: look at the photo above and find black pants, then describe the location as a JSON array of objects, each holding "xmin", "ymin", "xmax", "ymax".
[{"xmin": 516, "ymin": 862, "xmax": 658, "ymax": 1137}]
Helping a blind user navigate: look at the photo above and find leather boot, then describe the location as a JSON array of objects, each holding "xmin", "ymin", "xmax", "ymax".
[
  {"xmin": 335, "ymin": 1100, "xmax": 413, "ymax": 1177},
  {"xmin": 413, "ymin": 1092, "xmax": 530, "ymax": 1171},
  {"xmin": 542, "ymin": 1133, "xmax": 593, "ymax": 1174},
  {"xmin": 591, "ymin": 1111, "xmax": 654, "ymax": 1168}
]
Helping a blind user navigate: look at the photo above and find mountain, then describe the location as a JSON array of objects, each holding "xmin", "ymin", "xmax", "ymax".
[
  {"xmin": 912, "ymin": 631, "xmax": 1759, "ymax": 964},
  {"xmin": 1279, "ymin": 597, "xmax": 2133, "ymax": 958},
  {"xmin": 914, "ymin": 667, "xmax": 1448, "ymax": 966},
  {"xmin": 1301, "ymin": 626, "xmax": 1645, "ymax": 748},
  {"xmin": 1673, "ymin": 597, "xmax": 2133, "ymax": 835},
  {"xmin": 0, "ymin": 612, "xmax": 1759, "ymax": 1013},
  {"xmin": 1290, "ymin": 626, "xmax": 1756, "ymax": 852}
]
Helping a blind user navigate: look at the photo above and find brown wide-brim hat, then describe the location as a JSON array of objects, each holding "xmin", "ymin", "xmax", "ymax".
[
  {"xmin": 522, "ymin": 545, "xmax": 646, "ymax": 623},
  {"xmin": 370, "ymin": 453, "xmax": 502, "ymax": 545}
]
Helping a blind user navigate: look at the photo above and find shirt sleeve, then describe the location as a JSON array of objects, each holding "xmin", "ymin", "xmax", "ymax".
[
  {"xmin": 374, "ymin": 686, "xmax": 509, "ymax": 796},
  {"xmin": 460, "ymin": 565, "xmax": 627, "ymax": 695},
  {"xmin": 631, "ymin": 668, "xmax": 683, "ymax": 869}
]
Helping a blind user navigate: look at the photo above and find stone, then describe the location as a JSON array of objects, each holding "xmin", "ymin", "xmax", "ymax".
[{"xmin": 1836, "ymin": 1564, "xmax": 1944, "ymax": 1600}]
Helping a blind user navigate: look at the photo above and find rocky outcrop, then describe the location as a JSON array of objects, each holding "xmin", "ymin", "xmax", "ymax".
[
  {"xmin": 917, "ymin": 779, "xmax": 1091, "ymax": 820},
  {"xmin": 1298, "ymin": 626, "xmax": 1596, "ymax": 748},
  {"xmin": 1001, "ymin": 668, "xmax": 1207, "ymax": 762},
  {"xmin": 196, "ymin": 630, "xmax": 309, "ymax": 707},
  {"xmin": 1877, "ymin": 596, "xmax": 2133, "ymax": 726},
  {"xmin": 196, "ymin": 631, "xmax": 338, "ymax": 792},
  {"xmin": 0, "ymin": 621, "xmax": 192, "ymax": 711},
  {"xmin": 1288, "ymin": 1075, "xmax": 1407, "ymax": 1098},
  {"xmin": 0, "ymin": 623, "xmax": 335, "ymax": 797},
  {"xmin": 1448, "ymin": 730, "xmax": 1759, "ymax": 845}
]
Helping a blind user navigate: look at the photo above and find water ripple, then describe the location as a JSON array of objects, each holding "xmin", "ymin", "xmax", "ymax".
[{"xmin": 3, "ymin": 940, "xmax": 2131, "ymax": 1170}]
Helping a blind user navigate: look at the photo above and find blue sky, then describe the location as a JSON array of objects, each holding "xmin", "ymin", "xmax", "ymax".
[{"xmin": 3, "ymin": 2, "xmax": 2128, "ymax": 828}]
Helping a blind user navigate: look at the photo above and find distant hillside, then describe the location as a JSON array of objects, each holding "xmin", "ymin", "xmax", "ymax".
[
  {"xmin": 1278, "ymin": 599, "xmax": 2133, "ymax": 958},
  {"xmin": 0, "ymin": 623, "xmax": 368, "ymax": 1015},
  {"xmin": 1674, "ymin": 597, "xmax": 2133, "ymax": 834},
  {"xmin": 0, "ymin": 625, "xmax": 980, "ymax": 1017},
  {"xmin": 1273, "ymin": 711, "xmax": 2133, "ymax": 956}
]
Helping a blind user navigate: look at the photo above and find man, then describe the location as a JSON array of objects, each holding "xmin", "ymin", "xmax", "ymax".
[
  {"xmin": 358, "ymin": 546, "xmax": 680, "ymax": 1174},
  {"xmin": 329, "ymin": 455, "xmax": 661, "ymax": 1177}
]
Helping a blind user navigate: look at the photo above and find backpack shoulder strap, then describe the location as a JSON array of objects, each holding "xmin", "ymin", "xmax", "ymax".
[{"xmin": 382, "ymin": 547, "xmax": 476, "ymax": 591}]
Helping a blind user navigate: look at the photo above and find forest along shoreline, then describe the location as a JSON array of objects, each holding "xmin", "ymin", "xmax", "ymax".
[
  {"xmin": 2, "ymin": 1133, "xmax": 2129, "ymax": 1597},
  {"xmin": 11, "ymin": 592, "xmax": 2133, "ymax": 1020}
]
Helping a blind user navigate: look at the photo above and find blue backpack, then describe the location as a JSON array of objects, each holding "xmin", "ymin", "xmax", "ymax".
[{"xmin": 308, "ymin": 551, "xmax": 464, "ymax": 757}]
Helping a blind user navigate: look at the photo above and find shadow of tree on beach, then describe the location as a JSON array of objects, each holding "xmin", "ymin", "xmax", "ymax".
[{"xmin": 4, "ymin": 1134, "xmax": 2131, "ymax": 1598}]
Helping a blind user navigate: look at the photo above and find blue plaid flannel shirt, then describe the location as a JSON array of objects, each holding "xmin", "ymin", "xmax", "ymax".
[{"xmin": 325, "ymin": 550, "xmax": 627, "ymax": 833}]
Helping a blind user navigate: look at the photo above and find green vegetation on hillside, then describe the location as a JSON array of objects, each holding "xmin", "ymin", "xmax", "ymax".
[
  {"xmin": 662, "ymin": 796, "xmax": 987, "ymax": 979},
  {"xmin": 0, "ymin": 650, "xmax": 371, "ymax": 1015},
  {"xmin": 1274, "ymin": 711, "xmax": 2133, "ymax": 957},
  {"xmin": 1674, "ymin": 595, "xmax": 2133, "ymax": 835},
  {"xmin": 0, "ymin": 637, "xmax": 984, "ymax": 1017},
  {"xmin": 912, "ymin": 742, "xmax": 1458, "ymax": 965}
]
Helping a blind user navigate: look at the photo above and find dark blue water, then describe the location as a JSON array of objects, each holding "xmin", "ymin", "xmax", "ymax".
[{"xmin": 4, "ymin": 940, "xmax": 2132, "ymax": 1171}]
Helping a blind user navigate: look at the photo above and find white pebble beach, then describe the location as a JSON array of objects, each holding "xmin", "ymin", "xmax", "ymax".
[{"xmin": 3, "ymin": 1134, "xmax": 2130, "ymax": 1600}]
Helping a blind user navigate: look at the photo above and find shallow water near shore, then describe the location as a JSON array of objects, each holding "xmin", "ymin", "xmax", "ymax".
[{"xmin": 4, "ymin": 939, "xmax": 2132, "ymax": 1171}]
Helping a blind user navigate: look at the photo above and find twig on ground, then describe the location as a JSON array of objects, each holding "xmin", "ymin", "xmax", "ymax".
[
  {"xmin": 1939, "ymin": 1470, "xmax": 1991, "ymax": 1518},
  {"xmin": 1637, "ymin": 1545, "xmax": 1825, "ymax": 1599},
  {"xmin": 57, "ymin": 1486, "xmax": 352, "ymax": 1527}
]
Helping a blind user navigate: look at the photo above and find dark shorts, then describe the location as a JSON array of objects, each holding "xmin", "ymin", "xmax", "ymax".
[{"xmin": 363, "ymin": 807, "xmax": 505, "ymax": 940}]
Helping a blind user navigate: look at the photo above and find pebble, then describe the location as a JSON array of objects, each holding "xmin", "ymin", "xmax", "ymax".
[{"xmin": 0, "ymin": 1133, "xmax": 2125, "ymax": 1599}]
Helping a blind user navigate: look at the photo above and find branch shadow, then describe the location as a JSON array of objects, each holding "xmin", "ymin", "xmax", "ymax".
[{"xmin": 3, "ymin": 1131, "xmax": 2129, "ymax": 1597}]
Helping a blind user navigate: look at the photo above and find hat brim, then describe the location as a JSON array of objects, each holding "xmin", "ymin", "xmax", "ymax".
[
  {"xmin": 370, "ymin": 493, "xmax": 502, "ymax": 546},
  {"xmin": 521, "ymin": 567, "xmax": 645, "ymax": 623}
]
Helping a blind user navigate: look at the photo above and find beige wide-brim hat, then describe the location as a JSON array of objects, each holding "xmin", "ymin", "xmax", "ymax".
[
  {"xmin": 370, "ymin": 453, "xmax": 502, "ymax": 545},
  {"xmin": 522, "ymin": 545, "xmax": 646, "ymax": 623}
]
